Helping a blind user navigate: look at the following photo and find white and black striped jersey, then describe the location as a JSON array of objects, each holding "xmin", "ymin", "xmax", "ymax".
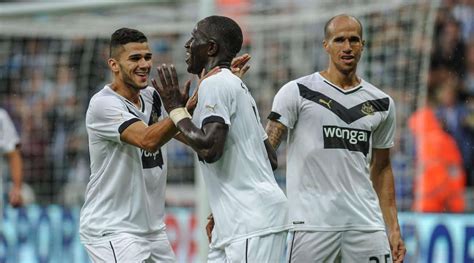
[
  {"xmin": 192, "ymin": 69, "xmax": 289, "ymax": 248},
  {"xmin": 80, "ymin": 85, "xmax": 168, "ymax": 243},
  {"xmin": 269, "ymin": 72, "xmax": 396, "ymax": 232}
]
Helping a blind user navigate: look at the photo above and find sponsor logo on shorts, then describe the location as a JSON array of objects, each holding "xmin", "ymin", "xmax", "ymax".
[{"xmin": 323, "ymin": 125, "xmax": 371, "ymax": 156}]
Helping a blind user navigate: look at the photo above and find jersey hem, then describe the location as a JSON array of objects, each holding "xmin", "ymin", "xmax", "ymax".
[
  {"xmin": 214, "ymin": 224, "xmax": 292, "ymax": 248},
  {"xmin": 288, "ymin": 225, "xmax": 386, "ymax": 232}
]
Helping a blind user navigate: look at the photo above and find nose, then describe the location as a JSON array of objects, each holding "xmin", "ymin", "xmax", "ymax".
[
  {"xmin": 342, "ymin": 39, "xmax": 352, "ymax": 52},
  {"xmin": 138, "ymin": 57, "xmax": 150, "ymax": 68}
]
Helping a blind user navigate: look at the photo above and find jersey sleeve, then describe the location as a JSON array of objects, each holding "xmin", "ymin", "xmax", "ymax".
[
  {"xmin": 194, "ymin": 77, "xmax": 234, "ymax": 127},
  {"xmin": 372, "ymin": 97, "xmax": 396, "ymax": 149},
  {"xmin": 86, "ymin": 95, "xmax": 142, "ymax": 143},
  {"xmin": 268, "ymin": 81, "xmax": 300, "ymax": 129},
  {"xmin": 0, "ymin": 109, "xmax": 20, "ymax": 154}
]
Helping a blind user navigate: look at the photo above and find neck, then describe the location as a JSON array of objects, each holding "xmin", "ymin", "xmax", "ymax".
[
  {"xmin": 110, "ymin": 80, "xmax": 141, "ymax": 105},
  {"xmin": 321, "ymin": 64, "xmax": 360, "ymax": 90},
  {"xmin": 205, "ymin": 57, "xmax": 231, "ymax": 74}
]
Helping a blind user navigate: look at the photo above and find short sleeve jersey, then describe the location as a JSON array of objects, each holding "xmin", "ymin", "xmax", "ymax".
[
  {"xmin": 269, "ymin": 72, "xmax": 396, "ymax": 231},
  {"xmin": 0, "ymin": 108, "xmax": 20, "ymax": 155},
  {"xmin": 80, "ymin": 85, "xmax": 168, "ymax": 242},
  {"xmin": 192, "ymin": 69, "xmax": 289, "ymax": 248}
]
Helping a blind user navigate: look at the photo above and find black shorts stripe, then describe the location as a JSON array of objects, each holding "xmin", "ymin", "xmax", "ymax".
[
  {"xmin": 289, "ymin": 232, "xmax": 297, "ymax": 263},
  {"xmin": 109, "ymin": 241, "xmax": 117, "ymax": 263},
  {"xmin": 202, "ymin": 116, "xmax": 226, "ymax": 127},
  {"xmin": 245, "ymin": 238, "xmax": 249, "ymax": 263},
  {"xmin": 118, "ymin": 118, "xmax": 141, "ymax": 134}
]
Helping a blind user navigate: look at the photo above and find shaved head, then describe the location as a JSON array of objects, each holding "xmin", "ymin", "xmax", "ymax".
[{"xmin": 324, "ymin": 14, "xmax": 363, "ymax": 40}]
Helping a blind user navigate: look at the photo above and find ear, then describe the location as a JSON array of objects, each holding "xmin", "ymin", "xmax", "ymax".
[
  {"xmin": 361, "ymin": 39, "xmax": 365, "ymax": 51},
  {"xmin": 323, "ymin": 39, "xmax": 329, "ymax": 52},
  {"xmin": 108, "ymin": 58, "xmax": 119, "ymax": 73},
  {"xmin": 207, "ymin": 39, "xmax": 219, "ymax": 57}
]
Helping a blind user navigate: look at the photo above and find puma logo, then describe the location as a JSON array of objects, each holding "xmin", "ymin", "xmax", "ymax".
[
  {"xmin": 205, "ymin": 104, "xmax": 217, "ymax": 112},
  {"xmin": 319, "ymin": 99, "xmax": 332, "ymax": 109}
]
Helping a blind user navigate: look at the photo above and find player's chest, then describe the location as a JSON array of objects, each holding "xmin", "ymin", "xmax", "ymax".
[{"xmin": 299, "ymin": 94, "xmax": 387, "ymax": 131}]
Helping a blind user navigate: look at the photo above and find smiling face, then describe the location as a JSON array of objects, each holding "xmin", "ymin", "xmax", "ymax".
[
  {"xmin": 323, "ymin": 16, "xmax": 364, "ymax": 75},
  {"xmin": 184, "ymin": 24, "xmax": 211, "ymax": 74},
  {"xmin": 111, "ymin": 41, "xmax": 152, "ymax": 90}
]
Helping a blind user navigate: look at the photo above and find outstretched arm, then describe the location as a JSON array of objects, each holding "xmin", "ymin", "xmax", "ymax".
[{"xmin": 370, "ymin": 148, "xmax": 406, "ymax": 263}]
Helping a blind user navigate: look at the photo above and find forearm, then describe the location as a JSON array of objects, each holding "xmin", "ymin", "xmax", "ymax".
[
  {"xmin": 175, "ymin": 118, "xmax": 225, "ymax": 163},
  {"xmin": 142, "ymin": 118, "xmax": 179, "ymax": 150},
  {"xmin": 265, "ymin": 120, "xmax": 287, "ymax": 150},
  {"xmin": 371, "ymin": 161, "xmax": 400, "ymax": 233},
  {"xmin": 7, "ymin": 149, "xmax": 23, "ymax": 189}
]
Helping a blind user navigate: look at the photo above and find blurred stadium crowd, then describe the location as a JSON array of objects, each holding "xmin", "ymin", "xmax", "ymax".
[{"xmin": 0, "ymin": 0, "xmax": 473, "ymax": 213}]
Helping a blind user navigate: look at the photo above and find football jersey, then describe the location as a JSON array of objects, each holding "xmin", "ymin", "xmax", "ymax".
[
  {"xmin": 269, "ymin": 72, "xmax": 396, "ymax": 231},
  {"xmin": 192, "ymin": 69, "xmax": 289, "ymax": 248},
  {"xmin": 80, "ymin": 85, "xmax": 168, "ymax": 242}
]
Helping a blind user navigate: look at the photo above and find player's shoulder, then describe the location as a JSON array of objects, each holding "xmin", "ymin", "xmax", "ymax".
[
  {"xmin": 200, "ymin": 69, "xmax": 240, "ymax": 94},
  {"xmin": 88, "ymin": 85, "xmax": 125, "ymax": 110},
  {"xmin": 361, "ymin": 79, "xmax": 393, "ymax": 100},
  {"xmin": 279, "ymin": 72, "xmax": 321, "ymax": 93}
]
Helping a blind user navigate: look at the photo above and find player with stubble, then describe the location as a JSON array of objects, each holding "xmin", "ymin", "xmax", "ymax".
[
  {"xmin": 154, "ymin": 16, "xmax": 289, "ymax": 262},
  {"xmin": 265, "ymin": 15, "xmax": 407, "ymax": 262}
]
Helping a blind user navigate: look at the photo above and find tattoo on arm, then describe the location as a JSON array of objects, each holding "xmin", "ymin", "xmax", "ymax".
[{"xmin": 265, "ymin": 120, "xmax": 287, "ymax": 150}]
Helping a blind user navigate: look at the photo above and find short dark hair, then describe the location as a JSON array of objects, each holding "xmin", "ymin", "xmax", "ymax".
[
  {"xmin": 109, "ymin": 27, "xmax": 148, "ymax": 58},
  {"xmin": 199, "ymin": 16, "xmax": 243, "ymax": 57},
  {"xmin": 324, "ymin": 14, "xmax": 363, "ymax": 40}
]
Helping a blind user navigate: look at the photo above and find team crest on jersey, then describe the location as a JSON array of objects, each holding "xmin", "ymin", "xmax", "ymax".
[{"xmin": 361, "ymin": 102, "xmax": 375, "ymax": 115}]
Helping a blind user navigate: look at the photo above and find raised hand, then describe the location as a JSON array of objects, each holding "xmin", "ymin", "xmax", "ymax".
[
  {"xmin": 152, "ymin": 64, "xmax": 191, "ymax": 113},
  {"xmin": 186, "ymin": 67, "xmax": 221, "ymax": 114},
  {"xmin": 231, "ymin": 53, "xmax": 251, "ymax": 78}
]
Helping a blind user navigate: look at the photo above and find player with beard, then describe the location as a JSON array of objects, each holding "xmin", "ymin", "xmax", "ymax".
[
  {"xmin": 79, "ymin": 27, "xmax": 181, "ymax": 262},
  {"xmin": 80, "ymin": 27, "xmax": 250, "ymax": 263},
  {"xmin": 266, "ymin": 15, "xmax": 406, "ymax": 262},
  {"xmin": 154, "ymin": 16, "xmax": 289, "ymax": 262}
]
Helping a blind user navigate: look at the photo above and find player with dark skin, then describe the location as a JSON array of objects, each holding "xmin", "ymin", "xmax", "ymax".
[{"xmin": 153, "ymin": 20, "xmax": 277, "ymax": 169}]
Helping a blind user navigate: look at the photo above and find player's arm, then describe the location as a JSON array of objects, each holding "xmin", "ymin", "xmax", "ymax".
[
  {"xmin": 370, "ymin": 148, "xmax": 406, "ymax": 263},
  {"xmin": 174, "ymin": 119, "xmax": 228, "ymax": 163},
  {"xmin": 120, "ymin": 118, "xmax": 179, "ymax": 153},
  {"xmin": 265, "ymin": 119, "xmax": 288, "ymax": 151},
  {"xmin": 6, "ymin": 145, "xmax": 23, "ymax": 207},
  {"xmin": 264, "ymin": 139, "xmax": 278, "ymax": 170}
]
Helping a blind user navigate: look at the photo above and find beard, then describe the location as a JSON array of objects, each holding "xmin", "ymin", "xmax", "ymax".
[{"xmin": 119, "ymin": 64, "xmax": 148, "ymax": 90}]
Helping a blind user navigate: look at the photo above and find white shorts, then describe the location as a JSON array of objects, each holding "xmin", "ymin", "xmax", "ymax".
[
  {"xmin": 287, "ymin": 230, "xmax": 391, "ymax": 263},
  {"xmin": 83, "ymin": 232, "xmax": 176, "ymax": 263},
  {"xmin": 208, "ymin": 231, "xmax": 287, "ymax": 263}
]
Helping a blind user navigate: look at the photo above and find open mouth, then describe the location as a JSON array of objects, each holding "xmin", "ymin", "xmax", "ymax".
[
  {"xmin": 135, "ymin": 71, "xmax": 149, "ymax": 81},
  {"xmin": 341, "ymin": 55, "xmax": 354, "ymax": 63}
]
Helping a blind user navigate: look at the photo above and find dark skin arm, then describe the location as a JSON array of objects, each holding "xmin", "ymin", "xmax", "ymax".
[
  {"xmin": 264, "ymin": 139, "xmax": 278, "ymax": 170},
  {"xmin": 371, "ymin": 148, "xmax": 406, "ymax": 263},
  {"xmin": 153, "ymin": 64, "xmax": 228, "ymax": 163}
]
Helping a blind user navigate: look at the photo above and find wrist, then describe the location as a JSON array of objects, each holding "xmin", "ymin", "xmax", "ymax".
[{"xmin": 169, "ymin": 107, "xmax": 191, "ymax": 125}]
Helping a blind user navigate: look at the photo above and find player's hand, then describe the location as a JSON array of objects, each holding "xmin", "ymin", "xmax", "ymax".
[
  {"xmin": 206, "ymin": 213, "xmax": 214, "ymax": 243},
  {"xmin": 186, "ymin": 67, "xmax": 221, "ymax": 114},
  {"xmin": 389, "ymin": 230, "xmax": 406, "ymax": 262},
  {"xmin": 231, "ymin": 53, "xmax": 251, "ymax": 78},
  {"xmin": 152, "ymin": 64, "xmax": 191, "ymax": 113},
  {"xmin": 9, "ymin": 186, "xmax": 23, "ymax": 208}
]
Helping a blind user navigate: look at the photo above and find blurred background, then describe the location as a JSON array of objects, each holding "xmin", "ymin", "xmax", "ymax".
[{"xmin": 0, "ymin": 0, "xmax": 473, "ymax": 262}]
